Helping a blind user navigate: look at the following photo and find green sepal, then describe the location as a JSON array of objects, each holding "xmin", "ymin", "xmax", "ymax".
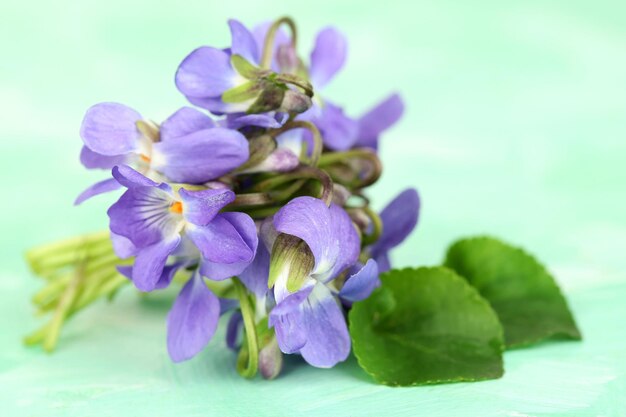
[
  {"xmin": 222, "ymin": 81, "xmax": 262, "ymax": 103},
  {"xmin": 247, "ymin": 82, "xmax": 286, "ymax": 114},
  {"xmin": 349, "ymin": 266, "xmax": 504, "ymax": 386},
  {"xmin": 268, "ymin": 234, "xmax": 315, "ymax": 291},
  {"xmin": 444, "ymin": 236, "xmax": 582, "ymax": 348},
  {"xmin": 231, "ymin": 54, "xmax": 265, "ymax": 79}
]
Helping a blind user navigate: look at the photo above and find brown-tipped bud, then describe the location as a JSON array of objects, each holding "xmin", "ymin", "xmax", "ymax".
[{"xmin": 279, "ymin": 89, "xmax": 312, "ymax": 114}]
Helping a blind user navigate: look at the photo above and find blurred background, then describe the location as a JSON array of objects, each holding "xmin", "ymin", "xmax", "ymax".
[{"xmin": 1, "ymin": 1, "xmax": 625, "ymax": 416}]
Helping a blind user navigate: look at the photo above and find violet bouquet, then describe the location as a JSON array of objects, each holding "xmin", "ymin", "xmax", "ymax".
[{"xmin": 25, "ymin": 17, "xmax": 581, "ymax": 385}]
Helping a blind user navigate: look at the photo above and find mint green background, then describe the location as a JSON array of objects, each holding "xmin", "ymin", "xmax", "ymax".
[{"xmin": 1, "ymin": 1, "xmax": 625, "ymax": 416}]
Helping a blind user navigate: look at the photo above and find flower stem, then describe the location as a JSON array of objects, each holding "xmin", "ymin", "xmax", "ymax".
[
  {"xmin": 271, "ymin": 120, "xmax": 322, "ymax": 166},
  {"xmin": 361, "ymin": 206, "xmax": 384, "ymax": 246},
  {"xmin": 252, "ymin": 166, "xmax": 334, "ymax": 206},
  {"xmin": 233, "ymin": 278, "xmax": 258, "ymax": 378},
  {"xmin": 319, "ymin": 148, "xmax": 382, "ymax": 187},
  {"xmin": 260, "ymin": 16, "xmax": 297, "ymax": 69}
]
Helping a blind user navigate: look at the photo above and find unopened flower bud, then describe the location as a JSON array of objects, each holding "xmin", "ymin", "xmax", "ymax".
[
  {"xmin": 279, "ymin": 89, "xmax": 312, "ymax": 114},
  {"xmin": 268, "ymin": 234, "xmax": 315, "ymax": 293}
]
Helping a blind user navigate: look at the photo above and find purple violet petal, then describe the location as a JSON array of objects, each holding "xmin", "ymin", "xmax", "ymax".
[
  {"xmin": 299, "ymin": 282, "xmax": 351, "ymax": 368},
  {"xmin": 179, "ymin": 188, "xmax": 235, "ymax": 227},
  {"xmin": 268, "ymin": 285, "xmax": 313, "ymax": 354},
  {"xmin": 118, "ymin": 261, "xmax": 183, "ymax": 291},
  {"xmin": 338, "ymin": 259, "xmax": 380, "ymax": 303},
  {"xmin": 273, "ymin": 196, "xmax": 335, "ymax": 274},
  {"xmin": 274, "ymin": 197, "xmax": 359, "ymax": 281},
  {"xmin": 107, "ymin": 183, "xmax": 179, "ymax": 248},
  {"xmin": 371, "ymin": 188, "xmax": 420, "ymax": 257},
  {"xmin": 228, "ymin": 19, "xmax": 259, "ymax": 64},
  {"xmin": 80, "ymin": 146, "xmax": 129, "ymax": 170},
  {"xmin": 160, "ymin": 107, "xmax": 216, "ymax": 140},
  {"xmin": 80, "ymin": 102, "xmax": 141, "ymax": 156},
  {"xmin": 166, "ymin": 272, "xmax": 220, "ymax": 362},
  {"xmin": 132, "ymin": 235, "xmax": 181, "ymax": 292},
  {"xmin": 189, "ymin": 212, "xmax": 258, "ymax": 280},
  {"xmin": 314, "ymin": 101, "xmax": 358, "ymax": 151},
  {"xmin": 226, "ymin": 114, "xmax": 283, "ymax": 130},
  {"xmin": 375, "ymin": 252, "xmax": 392, "ymax": 274},
  {"xmin": 355, "ymin": 93, "xmax": 404, "ymax": 149},
  {"xmin": 74, "ymin": 178, "xmax": 122, "ymax": 205},
  {"xmin": 151, "ymin": 128, "xmax": 249, "ymax": 184},
  {"xmin": 309, "ymin": 27, "xmax": 348, "ymax": 89},
  {"xmin": 238, "ymin": 240, "xmax": 270, "ymax": 298},
  {"xmin": 175, "ymin": 46, "xmax": 238, "ymax": 98},
  {"xmin": 111, "ymin": 165, "xmax": 161, "ymax": 189},
  {"xmin": 110, "ymin": 232, "xmax": 138, "ymax": 259}
]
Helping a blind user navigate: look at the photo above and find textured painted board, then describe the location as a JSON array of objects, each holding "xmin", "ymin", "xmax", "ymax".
[{"xmin": 1, "ymin": 0, "xmax": 626, "ymax": 416}]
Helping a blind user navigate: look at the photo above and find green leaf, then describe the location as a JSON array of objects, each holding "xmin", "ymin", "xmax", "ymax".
[
  {"xmin": 444, "ymin": 236, "xmax": 582, "ymax": 348},
  {"xmin": 349, "ymin": 266, "xmax": 504, "ymax": 386}
]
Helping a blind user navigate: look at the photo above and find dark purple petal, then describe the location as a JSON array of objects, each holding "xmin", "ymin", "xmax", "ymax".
[
  {"xmin": 226, "ymin": 311, "xmax": 243, "ymax": 350},
  {"xmin": 132, "ymin": 236, "xmax": 181, "ymax": 292},
  {"xmin": 338, "ymin": 259, "xmax": 380, "ymax": 302},
  {"xmin": 179, "ymin": 188, "xmax": 235, "ymax": 226},
  {"xmin": 74, "ymin": 178, "xmax": 122, "ymax": 205},
  {"xmin": 238, "ymin": 240, "xmax": 270, "ymax": 297},
  {"xmin": 111, "ymin": 165, "xmax": 160, "ymax": 189},
  {"xmin": 299, "ymin": 283, "xmax": 350, "ymax": 368},
  {"xmin": 268, "ymin": 285, "xmax": 312, "ymax": 354},
  {"xmin": 356, "ymin": 93, "xmax": 404, "ymax": 149},
  {"xmin": 80, "ymin": 102, "xmax": 141, "ymax": 156},
  {"xmin": 314, "ymin": 101, "xmax": 358, "ymax": 151},
  {"xmin": 371, "ymin": 188, "xmax": 420, "ymax": 256},
  {"xmin": 160, "ymin": 107, "xmax": 215, "ymax": 140},
  {"xmin": 375, "ymin": 252, "xmax": 392, "ymax": 274},
  {"xmin": 324, "ymin": 204, "xmax": 360, "ymax": 281},
  {"xmin": 225, "ymin": 114, "xmax": 282, "ymax": 130},
  {"xmin": 167, "ymin": 272, "xmax": 220, "ymax": 362},
  {"xmin": 110, "ymin": 232, "xmax": 138, "ymax": 259},
  {"xmin": 189, "ymin": 213, "xmax": 258, "ymax": 280},
  {"xmin": 151, "ymin": 128, "xmax": 249, "ymax": 183},
  {"xmin": 107, "ymin": 183, "xmax": 179, "ymax": 248},
  {"xmin": 80, "ymin": 146, "xmax": 128, "ymax": 170},
  {"xmin": 118, "ymin": 261, "xmax": 183, "ymax": 290},
  {"xmin": 309, "ymin": 27, "xmax": 347, "ymax": 88},
  {"xmin": 273, "ymin": 197, "xmax": 359, "ymax": 280},
  {"xmin": 228, "ymin": 19, "xmax": 259, "ymax": 64},
  {"xmin": 175, "ymin": 47, "xmax": 238, "ymax": 98},
  {"xmin": 273, "ymin": 197, "xmax": 333, "ymax": 272}
]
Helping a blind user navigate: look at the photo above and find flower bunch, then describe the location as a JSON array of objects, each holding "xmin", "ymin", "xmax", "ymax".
[
  {"xmin": 26, "ymin": 17, "xmax": 581, "ymax": 386},
  {"xmin": 26, "ymin": 17, "xmax": 416, "ymax": 378}
]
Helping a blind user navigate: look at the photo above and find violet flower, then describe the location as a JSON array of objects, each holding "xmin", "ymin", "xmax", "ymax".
[
  {"xmin": 107, "ymin": 165, "xmax": 258, "ymax": 291},
  {"xmin": 266, "ymin": 196, "xmax": 380, "ymax": 367},
  {"xmin": 175, "ymin": 19, "xmax": 311, "ymax": 116},
  {"xmin": 76, "ymin": 104, "xmax": 249, "ymax": 204}
]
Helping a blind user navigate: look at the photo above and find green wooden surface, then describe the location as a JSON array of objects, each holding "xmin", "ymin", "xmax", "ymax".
[{"xmin": 1, "ymin": 1, "xmax": 625, "ymax": 415}]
